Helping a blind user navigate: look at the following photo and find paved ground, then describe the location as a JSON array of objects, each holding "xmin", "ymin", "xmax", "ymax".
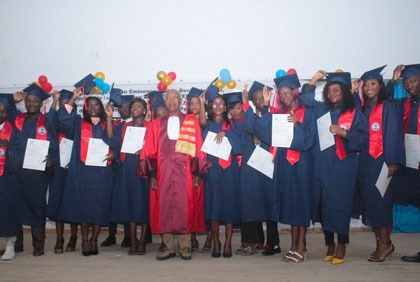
[{"xmin": 0, "ymin": 228, "xmax": 419, "ymax": 282}]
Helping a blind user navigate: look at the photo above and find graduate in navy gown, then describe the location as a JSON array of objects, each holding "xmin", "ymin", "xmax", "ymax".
[
  {"xmin": 355, "ymin": 66, "xmax": 404, "ymax": 262},
  {"xmin": 110, "ymin": 97, "xmax": 150, "ymax": 255},
  {"xmin": 13, "ymin": 84, "xmax": 58, "ymax": 257},
  {"xmin": 46, "ymin": 89, "xmax": 79, "ymax": 254},
  {"xmin": 299, "ymin": 71, "xmax": 369, "ymax": 265},
  {"xmin": 0, "ymin": 94, "xmax": 23, "ymax": 260},
  {"xmin": 202, "ymin": 91, "xmax": 242, "ymax": 258},
  {"xmin": 384, "ymin": 64, "xmax": 420, "ymax": 263},
  {"xmin": 57, "ymin": 86, "xmax": 116, "ymax": 257}
]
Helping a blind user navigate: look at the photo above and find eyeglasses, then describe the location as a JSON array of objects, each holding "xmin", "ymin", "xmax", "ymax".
[{"xmin": 212, "ymin": 103, "xmax": 225, "ymax": 108}]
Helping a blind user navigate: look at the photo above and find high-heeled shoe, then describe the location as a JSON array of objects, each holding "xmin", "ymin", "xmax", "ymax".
[
  {"xmin": 90, "ymin": 239, "xmax": 98, "ymax": 256},
  {"xmin": 368, "ymin": 241, "xmax": 394, "ymax": 262},
  {"xmin": 324, "ymin": 243, "xmax": 336, "ymax": 262},
  {"xmin": 223, "ymin": 242, "xmax": 232, "ymax": 258},
  {"xmin": 332, "ymin": 244, "xmax": 346, "ymax": 265},
  {"xmin": 65, "ymin": 236, "xmax": 77, "ymax": 252},
  {"xmin": 54, "ymin": 238, "xmax": 64, "ymax": 254},
  {"xmin": 81, "ymin": 240, "xmax": 90, "ymax": 257},
  {"xmin": 212, "ymin": 241, "xmax": 221, "ymax": 258}
]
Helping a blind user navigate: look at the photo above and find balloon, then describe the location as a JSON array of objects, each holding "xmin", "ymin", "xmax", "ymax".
[
  {"xmin": 219, "ymin": 69, "xmax": 231, "ymax": 84},
  {"xmin": 275, "ymin": 69, "xmax": 286, "ymax": 78},
  {"xmin": 287, "ymin": 68, "xmax": 296, "ymax": 75},
  {"xmin": 95, "ymin": 71, "xmax": 106, "ymax": 80},
  {"xmin": 101, "ymin": 83, "xmax": 111, "ymax": 93},
  {"xmin": 162, "ymin": 75, "xmax": 172, "ymax": 86},
  {"xmin": 227, "ymin": 79, "xmax": 237, "ymax": 89},
  {"xmin": 156, "ymin": 71, "xmax": 167, "ymax": 81},
  {"xmin": 214, "ymin": 79, "xmax": 225, "ymax": 90},
  {"xmin": 32, "ymin": 81, "xmax": 41, "ymax": 87},
  {"xmin": 335, "ymin": 69, "xmax": 343, "ymax": 73},
  {"xmin": 41, "ymin": 82, "xmax": 52, "ymax": 92},
  {"xmin": 167, "ymin": 71, "xmax": 177, "ymax": 81},
  {"xmin": 38, "ymin": 75, "xmax": 48, "ymax": 84},
  {"xmin": 95, "ymin": 78, "xmax": 104, "ymax": 87},
  {"xmin": 157, "ymin": 82, "xmax": 167, "ymax": 91},
  {"xmin": 91, "ymin": 86, "xmax": 102, "ymax": 94}
]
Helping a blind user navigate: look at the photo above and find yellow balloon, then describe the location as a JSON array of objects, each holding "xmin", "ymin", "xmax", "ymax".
[
  {"xmin": 156, "ymin": 71, "xmax": 167, "ymax": 81},
  {"xmin": 227, "ymin": 79, "xmax": 237, "ymax": 89},
  {"xmin": 32, "ymin": 81, "xmax": 41, "ymax": 87},
  {"xmin": 214, "ymin": 79, "xmax": 225, "ymax": 90},
  {"xmin": 91, "ymin": 86, "xmax": 102, "ymax": 94},
  {"xmin": 162, "ymin": 75, "xmax": 172, "ymax": 86},
  {"xmin": 335, "ymin": 69, "xmax": 343, "ymax": 73},
  {"xmin": 95, "ymin": 71, "xmax": 106, "ymax": 80}
]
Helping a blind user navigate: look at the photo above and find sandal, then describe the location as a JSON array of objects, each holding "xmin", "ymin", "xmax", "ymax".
[
  {"xmin": 136, "ymin": 241, "xmax": 146, "ymax": 255},
  {"xmin": 128, "ymin": 240, "xmax": 138, "ymax": 255},
  {"xmin": 238, "ymin": 246, "xmax": 256, "ymax": 256},
  {"xmin": 81, "ymin": 240, "xmax": 90, "ymax": 257},
  {"xmin": 284, "ymin": 251, "xmax": 308, "ymax": 263},
  {"xmin": 368, "ymin": 241, "xmax": 394, "ymax": 262},
  {"xmin": 54, "ymin": 238, "xmax": 65, "ymax": 254},
  {"xmin": 198, "ymin": 241, "xmax": 212, "ymax": 254},
  {"xmin": 281, "ymin": 250, "xmax": 295, "ymax": 262},
  {"xmin": 90, "ymin": 239, "xmax": 98, "ymax": 256},
  {"xmin": 66, "ymin": 236, "xmax": 77, "ymax": 252}
]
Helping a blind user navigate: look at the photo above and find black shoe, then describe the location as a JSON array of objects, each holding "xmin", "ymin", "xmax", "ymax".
[
  {"xmin": 120, "ymin": 236, "xmax": 131, "ymax": 248},
  {"xmin": 101, "ymin": 236, "xmax": 116, "ymax": 247},
  {"xmin": 401, "ymin": 252, "xmax": 420, "ymax": 263},
  {"xmin": 179, "ymin": 252, "xmax": 192, "ymax": 260},
  {"xmin": 66, "ymin": 236, "xmax": 77, "ymax": 252},
  {"xmin": 156, "ymin": 251, "xmax": 176, "ymax": 261},
  {"xmin": 262, "ymin": 245, "xmax": 281, "ymax": 256}
]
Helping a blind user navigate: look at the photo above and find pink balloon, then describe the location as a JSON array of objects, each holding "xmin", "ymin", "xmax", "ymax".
[
  {"xmin": 167, "ymin": 71, "xmax": 177, "ymax": 81},
  {"xmin": 157, "ymin": 82, "xmax": 167, "ymax": 91},
  {"xmin": 287, "ymin": 68, "xmax": 296, "ymax": 75}
]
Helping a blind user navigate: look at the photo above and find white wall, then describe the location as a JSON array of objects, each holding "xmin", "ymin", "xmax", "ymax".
[{"xmin": 1, "ymin": 0, "xmax": 419, "ymax": 88}]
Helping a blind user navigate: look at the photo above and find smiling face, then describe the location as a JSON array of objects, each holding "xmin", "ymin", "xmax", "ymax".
[
  {"xmin": 229, "ymin": 102, "xmax": 243, "ymax": 121},
  {"xmin": 86, "ymin": 98, "xmax": 101, "ymax": 117},
  {"xmin": 326, "ymin": 83, "xmax": 344, "ymax": 104},
  {"xmin": 188, "ymin": 97, "xmax": 201, "ymax": 115},
  {"xmin": 277, "ymin": 86, "xmax": 296, "ymax": 109},
  {"xmin": 363, "ymin": 79, "xmax": 381, "ymax": 101},
  {"xmin": 130, "ymin": 101, "xmax": 146, "ymax": 119},
  {"xmin": 211, "ymin": 97, "xmax": 226, "ymax": 117},
  {"xmin": 24, "ymin": 95, "xmax": 42, "ymax": 114},
  {"xmin": 252, "ymin": 90, "xmax": 265, "ymax": 111},
  {"xmin": 165, "ymin": 90, "xmax": 181, "ymax": 115},
  {"xmin": 403, "ymin": 75, "xmax": 420, "ymax": 97}
]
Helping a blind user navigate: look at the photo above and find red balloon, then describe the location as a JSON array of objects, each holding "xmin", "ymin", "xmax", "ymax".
[
  {"xmin": 287, "ymin": 68, "xmax": 296, "ymax": 75},
  {"xmin": 41, "ymin": 82, "xmax": 53, "ymax": 92},
  {"xmin": 38, "ymin": 75, "xmax": 48, "ymax": 84},
  {"xmin": 167, "ymin": 71, "xmax": 177, "ymax": 81},
  {"xmin": 157, "ymin": 82, "xmax": 167, "ymax": 91}
]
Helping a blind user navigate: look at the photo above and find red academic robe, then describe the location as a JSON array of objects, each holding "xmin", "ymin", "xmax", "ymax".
[{"xmin": 138, "ymin": 113, "xmax": 211, "ymax": 234}]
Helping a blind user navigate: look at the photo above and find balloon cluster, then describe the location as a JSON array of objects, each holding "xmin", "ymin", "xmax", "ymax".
[
  {"xmin": 156, "ymin": 71, "xmax": 177, "ymax": 91},
  {"xmin": 92, "ymin": 71, "xmax": 111, "ymax": 94},
  {"xmin": 214, "ymin": 69, "xmax": 236, "ymax": 90},
  {"xmin": 34, "ymin": 75, "xmax": 53, "ymax": 92},
  {"xmin": 275, "ymin": 68, "xmax": 297, "ymax": 78}
]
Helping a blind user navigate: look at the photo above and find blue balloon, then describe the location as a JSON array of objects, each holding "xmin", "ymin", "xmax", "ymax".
[
  {"xmin": 95, "ymin": 78, "xmax": 104, "ymax": 87},
  {"xmin": 275, "ymin": 69, "xmax": 286, "ymax": 78},
  {"xmin": 220, "ymin": 69, "xmax": 231, "ymax": 84},
  {"xmin": 101, "ymin": 83, "xmax": 111, "ymax": 93}
]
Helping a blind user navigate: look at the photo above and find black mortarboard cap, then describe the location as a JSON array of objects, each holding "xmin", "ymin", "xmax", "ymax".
[
  {"xmin": 326, "ymin": 72, "xmax": 352, "ymax": 88},
  {"xmin": 187, "ymin": 87, "xmax": 203, "ymax": 101},
  {"xmin": 274, "ymin": 73, "xmax": 301, "ymax": 90},
  {"xmin": 0, "ymin": 93, "xmax": 15, "ymax": 111},
  {"xmin": 23, "ymin": 83, "xmax": 50, "ymax": 101},
  {"xmin": 360, "ymin": 65, "xmax": 386, "ymax": 82},
  {"xmin": 205, "ymin": 78, "xmax": 220, "ymax": 102},
  {"xmin": 59, "ymin": 89, "xmax": 73, "ymax": 101},
  {"xmin": 248, "ymin": 81, "xmax": 272, "ymax": 101},
  {"xmin": 74, "ymin": 74, "xmax": 96, "ymax": 94},
  {"xmin": 148, "ymin": 91, "xmax": 166, "ymax": 111},
  {"xmin": 223, "ymin": 91, "xmax": 243, "ymax": 107},
  {"xmin": 402, "ymin": 64, "xmax": 420, "ymax": 81}
]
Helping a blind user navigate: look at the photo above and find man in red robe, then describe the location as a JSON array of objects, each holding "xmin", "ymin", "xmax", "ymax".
[{"xmin": 138, "ymin": 89, "xmax": 210, "ymax": 261}]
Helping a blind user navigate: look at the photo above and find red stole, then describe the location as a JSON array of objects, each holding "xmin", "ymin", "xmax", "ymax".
[
  {"xmin": 218, "ymin": 120, "xmax": 232, "ymax": 169},
  {"xmin": 335, "ymin": 109, "xmax": 356, "ymax": 160},
  {"xmin": 15, "ymin": 113, "xmax": 48, "ymax": 141},
  {"xmin": 403, "ymin": 98, "xmax": 420, "ymax": 134},
  {"xmin": 368, "ymin": 103, "xmax": 384, "ymax": 159},
  {"xmin": 0, "ymin": 121, "xmax": 13, "ymax": 176},
  {"xmin": 80, "ymin": 119, "xmax": 106, "ymax": 163}
]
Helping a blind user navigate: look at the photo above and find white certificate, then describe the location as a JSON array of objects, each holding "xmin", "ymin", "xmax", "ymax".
[
  {"xmin": 317, "ymin": 112, "xmax": 335, "ymax": 151},
  {"xmin": 271, "ymin": 114, "xmax": 293, "ymax": 148},
  {"xmin": 23, "ymin": 138, "xmax": 50, "ymax": 171},
  {"xmin": 405, "ymin": 133, "xmax": 420, "ymax": 169},
  {"xmin": 375, "ymin": 162, "xmax": 392, "ymax": 198},
  {"xmin": 121, "ymin": 126, "xmax": 146, "ymax": 154},
  {"xmin": 59, "ymin": 138, "xmax": 73, "ymax": 168},
  {"xmin": 201, "ymin": 131, "xmax": 232, "ymax": 161},
  {"xmin": 85, "ymin": 138, "xmax": 109, "ymax": 167},
  {"xmin": 247, "ymin": 146, "xmax": 274, "ymax": 179}
]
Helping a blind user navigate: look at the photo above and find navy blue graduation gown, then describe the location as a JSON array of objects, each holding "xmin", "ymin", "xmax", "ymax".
[
  {"xmin": 203, "ymin": 119, "xmax": 242, "ymax": 224},
  {"xmin": 57, "ymin": 106, "xmax": 117, "ymax": 226},
  {"xmin": 0, "ymin": 124, "xmax": 23, "ymax": 236},
  {"xmin": 299, "ymin": 91, "xmax": 369, "ymax": 235},
  {"xmin": 240, "ymin": 107, "xmax": 275, "ymax": 223},
  {"xmin": 14, "ymin": 113, "xmax": 58, "ymax": 227},
  {"xmin": 357, "ymin": 100, "xmax": 404, "ymax": 227},
  {"xmin": 110, "ymin": 122, "xmax": 149, "ymax": 224}
]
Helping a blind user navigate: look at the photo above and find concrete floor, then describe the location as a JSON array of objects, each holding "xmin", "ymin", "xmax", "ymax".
[{"xmin": 0, "ymin": 229, "xmax": 419, "ymax": 282}]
